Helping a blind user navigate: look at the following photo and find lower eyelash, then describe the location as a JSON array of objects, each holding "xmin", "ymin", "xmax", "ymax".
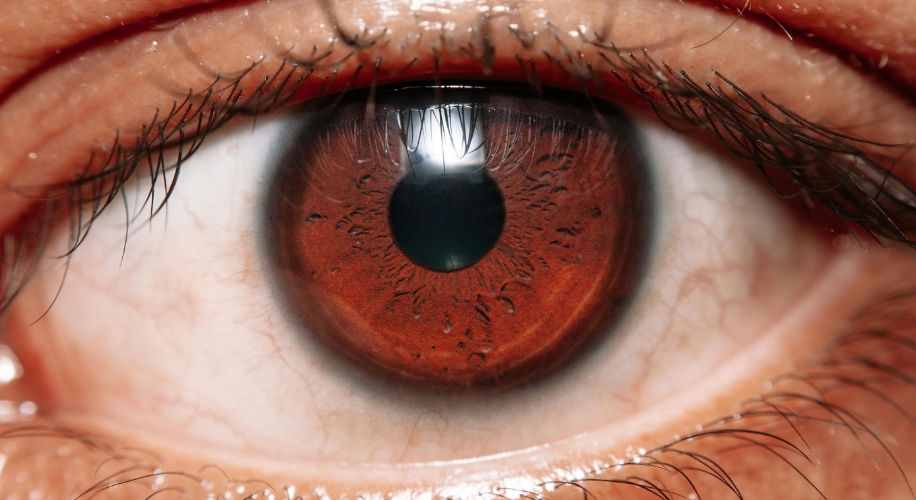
[{"xmin": 0, "ymin": 287, "xmax": 913, "ymax": 500}]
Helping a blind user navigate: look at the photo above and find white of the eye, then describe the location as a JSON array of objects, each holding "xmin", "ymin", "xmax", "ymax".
[{"xmin": 21, "ymin": 103, "xmax": 831, "ymax": 469}]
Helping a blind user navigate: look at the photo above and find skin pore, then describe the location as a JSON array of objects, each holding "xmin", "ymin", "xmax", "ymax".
[{"xmin": 2, "ymin": 0, "xmax": 916, "ymax": 499}]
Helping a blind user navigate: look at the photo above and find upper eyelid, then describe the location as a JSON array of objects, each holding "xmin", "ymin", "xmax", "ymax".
[
  {"xmin": 0, "ymin": 0, "xmax": 908, "ymax": 99},
  {"xmin": 1, "ymin": 0, "xmax": 916, "ymax": 311},
  {"xmin": 62, "ymin": 44, "xmax": 916, "ymax": 243},
  {"xmin": 2, "ymin": 0, "xmax": 913, "ymax": 169}
]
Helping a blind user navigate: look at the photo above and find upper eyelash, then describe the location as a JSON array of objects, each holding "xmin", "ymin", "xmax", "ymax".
[
  {"xmin": 603, "ymin": 46, "xmax": 916, "ymax": 246},
  {"xmin": 1, "ymin": 21, "xmax": 915, "ymax": 314}
]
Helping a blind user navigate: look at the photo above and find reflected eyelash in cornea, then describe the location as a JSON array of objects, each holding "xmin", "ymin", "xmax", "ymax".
[
  {"xmin": 0, "ymin": 287, "xmax": 914, "ymax": 499},
  {"xmin": 2, "ymin": 24, "xmax": 916, "ymax": 312}
]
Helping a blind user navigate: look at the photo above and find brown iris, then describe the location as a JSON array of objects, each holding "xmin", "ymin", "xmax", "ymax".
[{"xmin": 267, "ymin": 85, "xmax": 650, "ymax": 390}]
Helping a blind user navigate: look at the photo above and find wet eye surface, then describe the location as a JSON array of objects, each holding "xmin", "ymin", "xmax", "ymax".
[
  {"xmin": 6, "ymin": 74, "xmax": 847, "ymax": 472},
  {"xmin": 267, "ymin": 85, "xmax": 649, "ymax": 389},
  {"xmin": 3, "ymin": 0, "xmax": 916, "ymax": 497}
]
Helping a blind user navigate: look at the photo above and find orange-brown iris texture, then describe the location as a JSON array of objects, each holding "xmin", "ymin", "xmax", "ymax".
[{"xmin": 267, "ymin": 85, "xmax": 652, "ymax": 391}]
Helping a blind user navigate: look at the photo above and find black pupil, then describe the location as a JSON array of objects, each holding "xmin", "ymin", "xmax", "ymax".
[{"xmin": 388, "ymin": 172, "xmax": 505, "ymax": 272}]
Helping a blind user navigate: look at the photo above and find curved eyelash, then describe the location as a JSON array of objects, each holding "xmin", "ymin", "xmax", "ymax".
[
  {"xmin": 0, "ymin": 29, "xmax": 915, "ymax": 314},
  {"xmin": 0, "ymin": 61, "xmax": 308, "ymax": 314},
  {"xmin": 0, "ymin": 287, "xmax": 913, "ymax": 500},
  {"xmin": 599, "ymin": 45, "xmax": 916, "ymax": 248}
]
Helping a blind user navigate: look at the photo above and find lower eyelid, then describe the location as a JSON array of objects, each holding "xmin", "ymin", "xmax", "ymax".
[{"xmin": 2, "ymin": 254, "xmax": 916, "ymax": 499}]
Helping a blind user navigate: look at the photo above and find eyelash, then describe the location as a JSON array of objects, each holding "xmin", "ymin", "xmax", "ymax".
[
  {"xmin": 3, "ymin": 40, "xmax": 912, "ymax": 310},
  {"xmin": 5, "ymin": 39, "xmax": 910, "ymax": 314}
]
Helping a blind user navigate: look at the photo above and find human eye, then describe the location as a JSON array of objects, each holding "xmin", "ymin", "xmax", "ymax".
[{"xmin": 1, "ymin": 0, "xmax": 916, "ymax": 499}]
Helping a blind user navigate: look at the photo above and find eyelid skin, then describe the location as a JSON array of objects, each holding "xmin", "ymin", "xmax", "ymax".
[
  {"xmin": 709, "ymin": 0, "xmax": 916, "ymax": 89},
  {"xmin": 0, "ymin": 0, "xmax": 915, "ymax": 237},
  {"xmin": 2, "ymin": 0, "xmax": 913, "ymax": 92},
  {"xmin": 0, "ymin": 0, "xmax": 224, "ymax": 89}
]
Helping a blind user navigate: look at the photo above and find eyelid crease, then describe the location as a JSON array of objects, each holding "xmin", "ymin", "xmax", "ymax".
[
  {"xmin": 709, "ymin": 0, "xmax": 916, "ymax": 92},
  {"xmin": 0, "ymin": 0, "xmax": 274, "ymax": 106}
]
